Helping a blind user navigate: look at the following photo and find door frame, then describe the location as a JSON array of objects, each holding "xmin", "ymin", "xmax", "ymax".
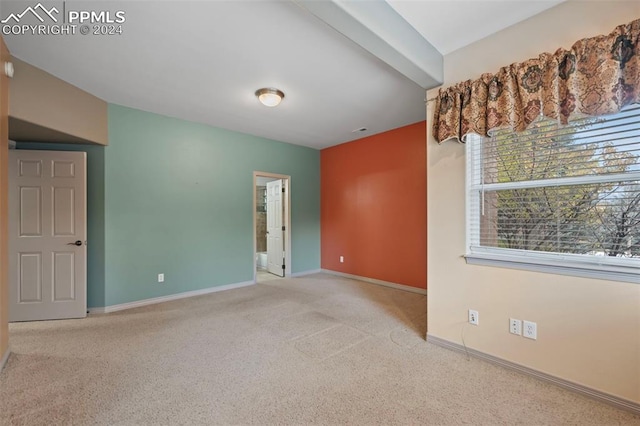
[
  {"xmin": 1, "ymin": 35, "xmax": 10, "ymax": 369},
  {"xmin": 253, "ymin": 171, "xmax": 291, "ymax": 282}
]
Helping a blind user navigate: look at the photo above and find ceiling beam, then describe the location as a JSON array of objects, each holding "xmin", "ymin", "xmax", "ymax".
[{"xmin": 293, "ymin": 0, "xmax": 443, "ymax": 89}]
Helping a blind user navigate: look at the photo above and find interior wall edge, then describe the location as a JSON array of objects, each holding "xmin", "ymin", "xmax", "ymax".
[
  {"xmin": 0, "ymin": 347, "xmax": 9, "ymax": 372},
  {"xmin": 322, "ymin": 269, "xmax": 427, "ymax": 295},
  {"xmin": 290, "ymin": 269, "xmax": 322, "ymax": 277},
  {"xmin": 89, "ymin": 280, "xmax": 255, "ymax": 314},
  {"xmin": 427, "ymin": 334, "xmax": 640, "ymax": 416}
]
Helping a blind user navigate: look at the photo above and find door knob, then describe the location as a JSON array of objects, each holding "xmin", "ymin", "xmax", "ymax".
[{"xmin": 67, "ymin": 240, "xmax": 83, "ymax": 246}]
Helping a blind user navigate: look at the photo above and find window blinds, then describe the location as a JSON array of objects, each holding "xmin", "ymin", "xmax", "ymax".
[{"xmin": 467, "ymin": 105, "xmax": 640, "ymax": 259}]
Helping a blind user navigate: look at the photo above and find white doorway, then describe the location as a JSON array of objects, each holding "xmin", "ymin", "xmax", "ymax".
[
  {"xmin": 253, "ymin": 172, "xmax": 290, "ymax": 282},
  {"xmin": 266, "ymin": 179, "xmax": 284, "ymax": 277},
  {"xmin": 8, "ymin": 150, "xmax": 87, "ymax": 321}
]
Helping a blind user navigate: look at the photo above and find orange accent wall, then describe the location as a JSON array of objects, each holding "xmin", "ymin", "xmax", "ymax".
[{"xmin": 321, "ymin": 121, "xmax": 427, "ymax": 289}]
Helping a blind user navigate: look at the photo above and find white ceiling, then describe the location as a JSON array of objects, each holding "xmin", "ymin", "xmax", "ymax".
[
  {"xmin": 2, "ymin": 1, "xmax": 562, "ymax": 149},
  {"xmin": 387, "ymin": 0, "xmax": 564, "ymax": 55}
]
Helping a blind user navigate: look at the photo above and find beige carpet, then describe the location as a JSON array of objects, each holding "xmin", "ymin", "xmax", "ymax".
[
  {"xmin": 256, "ymin": 269, "xmax": 283, "ymax": 282},
  {"xmin": 0, "ymin": 273, "xmax": 638, "ymax": 425}
]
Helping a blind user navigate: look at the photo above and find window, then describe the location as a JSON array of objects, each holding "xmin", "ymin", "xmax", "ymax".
[{"xmin": 466, "ymin": 105, "xmax": 640, "ymax": 283}]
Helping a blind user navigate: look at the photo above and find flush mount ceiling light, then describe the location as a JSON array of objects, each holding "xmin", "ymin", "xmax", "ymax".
[{"xmin": 255, "ymin": 88, "xmax": 285, "ymax": 107}]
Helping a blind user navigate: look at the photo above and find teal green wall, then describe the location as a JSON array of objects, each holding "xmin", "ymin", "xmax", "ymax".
[
  {"xmin": 105, "ymin": 104, "xmax": 320, "ymax": 306},
  {"xmin": 15, "ymin": 105, "xmax": 321, "ymax": 309},
  {"xmin": 16, "ymin": 143, "xmax": 106, "ymax": 308}
]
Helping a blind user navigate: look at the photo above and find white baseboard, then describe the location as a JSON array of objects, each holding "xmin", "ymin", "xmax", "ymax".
[
  {"xmin": 290, "ymin": 269, "xmax": 322, "ymax": 277},
  {"xmin": 0, "ymin": 347, "xmax": 9, "ymax": 372},
  {"xmin": 89, "ymin": 280, "xmax": 255, "ymax": 314},
  {"xmin": 427, "ymin": 334, "xmax": 640, "ymax": 415},
  {"xmin": 321, "ymin": 269, "xmax": 427, "ymax": 295}
]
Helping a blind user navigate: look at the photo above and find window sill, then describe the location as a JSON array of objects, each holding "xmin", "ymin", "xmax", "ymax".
[{"xmin": 464, "ymin": 252, "xmax": 640, "ymax": 284}]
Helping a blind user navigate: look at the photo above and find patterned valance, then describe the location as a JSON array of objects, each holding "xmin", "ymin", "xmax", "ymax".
[{"xmin": 433, "ymin": 18, "xmax": 640, "ymax": 143}]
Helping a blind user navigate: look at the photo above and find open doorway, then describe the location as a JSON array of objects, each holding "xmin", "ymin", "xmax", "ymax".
[{"xmin": 253, "ymin": 172, "xmax": 291, "ymax": 283}]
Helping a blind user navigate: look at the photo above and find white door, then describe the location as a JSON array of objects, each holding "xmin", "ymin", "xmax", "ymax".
[
  {"xmin": 266, "ymin": 179, "xmax": 284, "ymax": 277},
  {"xmin": 8, "ymin": 150, "xmax": 87, "ymax": 321}
]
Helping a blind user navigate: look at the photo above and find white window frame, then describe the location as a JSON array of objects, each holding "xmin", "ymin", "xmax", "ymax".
[{"xmin": 465, "ymin": 133, "xmax": 640, "ymax": 284}]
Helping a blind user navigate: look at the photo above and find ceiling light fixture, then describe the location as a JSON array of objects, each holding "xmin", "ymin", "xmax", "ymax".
[{"xmin": 255, "ymin": 88, "xmax": 285, "ymax": 107}]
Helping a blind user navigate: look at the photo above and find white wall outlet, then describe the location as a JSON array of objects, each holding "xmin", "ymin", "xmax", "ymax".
[
  {"xmin": 509, "ymin": 318, "xmax": 522, "ymax": 335},
  {"xmin": 340, "ymin": 256, "xmax": 344, "ymax": 263},
  {"xmin": 158, "ymin": 273, "xmax": 165, "ymax": 283},
  {"xmin": 523, "ymin": 320, "xmax": 537, "ymax": 340},
  {"xmin": 468, "ymin": 309, "xmax": 479, "ymax": 325}
]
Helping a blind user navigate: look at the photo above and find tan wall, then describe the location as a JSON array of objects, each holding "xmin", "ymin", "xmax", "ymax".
[
  {"xmin": 427, "ymin": 1, "xmax": 640, "ymax": 403},
  {"xmin": 9, "ymin": 57, "xmax": 107, "ymax": 145},
  {"xmin": 0, "ymin": 36, "xmax": 9, "ymax": 365}
]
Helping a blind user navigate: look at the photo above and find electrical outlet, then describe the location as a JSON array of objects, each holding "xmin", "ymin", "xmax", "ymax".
[
  {"xmin": 158, "ymin": 273, "xmax": 165, "ymax": 283},
  {"xmin": 523, "ymin": 320, "xmax": 537, "ymax": 340},
  {"xmin": 468, "ymin": 309, "xmax": 479, "ymax": 325},
  {"xmin": 340, "ymin": 256, "xmax": 344, "ymax": 263},
  {"xmin": 509, "ymin": 318, "xmax": 522, "ymax": 335}
]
